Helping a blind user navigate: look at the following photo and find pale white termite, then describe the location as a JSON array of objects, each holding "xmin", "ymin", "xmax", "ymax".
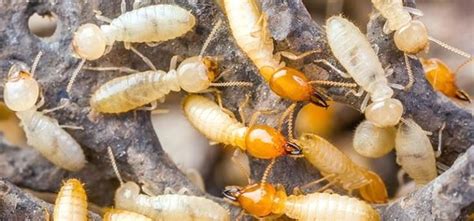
[
  {"xmin": 353, "ymin": 120, "xmax": 396, "ymax": 158},
  {"xmin": 103, "ymin": 209, "xmax": 152, "ymax": 221},
  {"xmin": 3, "ymin": 52, "xmax": 86, "ymax": 171},
  {"xmin": 67, "ymin": 3, "xmax": 196, "ymax": 94},
  {"xmin": 106, "ymin": 146, "xmax": 231, "ymax": 221},
  {"xmin": 324, "ymin": 16, "xmax": 403, "ymax": 127},
  {"xmin": 395, "ymin": 118, "xmax": 437, "ymax": 186},
  {"xmin": 53, "ymin": 179, "xmax": 88, "ymax": 221}
]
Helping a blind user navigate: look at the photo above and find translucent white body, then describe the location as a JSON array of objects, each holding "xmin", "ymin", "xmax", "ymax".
[
  {"xmin": 182, "ymin": 95, "xmax": 247, "ymax": 149},
  {"xmin": 103, "ymin": 209, "xmax": 152, "ymax": 221},
  {"xmin": 223, "ymin": 0, "xmax": 280, "ymax": 80},
  {"xmin": 3, "ymin": 65, "xmax": 39, "ymax": 112},
  {"xmin": 16, "ymin": 109, "xmax": 86, "ymax": 171},
  {"xmin": 90, "ymin": 57, "xmax": 212, "ymax": 113},
  {"xmin": 371, "ymin": 0, "xmax": 411, "ymax": 32},
  {"xmin": 395, "ymin": 119, "xmax": 437, "ymax": 185},
  {"xmin": 353, "ymin": 120, "xmax": 396, "ymax": 158},
  {"xmin": 115, "ymin": 182, "xmax": 230, "ymax": 221},
  {"xmin": 284, "ymin": 192, "xmax": 380, "ymax": 221},
  {"xmin": 53, "ymin": 179, "xmax": 88, "ymax": 221},
  {"xmin": 326, "ymin": 16, "xmax": 403, "ymax": 127}
]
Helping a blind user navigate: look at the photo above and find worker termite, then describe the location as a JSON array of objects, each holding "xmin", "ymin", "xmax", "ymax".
[
  {"xmin": 353, "ymin": 120, "xmax": 396, "ymax": 158},
  {"xmin": 68, "ymin": 3, "xmax": 196, "ymax": 94},
  {"xmin": 106, "ymin": 146, "xmax": 230, "ymax": 220},
  {"xmin": 103, "ymin": 209, "xmax": 152, "ymax": 221},
  {"xmin": 53, "ymin": 179, "xmax": 88, "ymax": 221},
  {"xmin": 223, "ymin": 0, "xmax": 349, "ymax": 108},
  {"xmin": 421, "ymin": 58, "xmax": 471, "ymax": 102},
  {"xmin": 295, "ymin": 133, "xmax": 388, "ymax": 203},
  {"xmin": 223, "ymin": 160, "xmax": 381, "ymax": 220},
  {"xmin": 182, "ymin": 95, "xmax": 302, "ymax": 159},
  {"xmin": 88, "ymin": 19, "xmax": 251, "ymax": 114},
  {"xmin": 395, "ymin": 118, "xmax": 441, "ymax": 186},
  {"xmin": 2, "ymin": 52, "xmax": 86, "ymax": 171},
  {"xmin": 323, "ymin": 15, "xmax": 403, "ymax": 127}
]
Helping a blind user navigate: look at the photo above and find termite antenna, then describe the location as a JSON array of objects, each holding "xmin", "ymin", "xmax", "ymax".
[
  {"xmin": 308, "ymin": 80, "xmax": 358, "ymax": 88},
  {"xmin": 209, "ymin": 81, "xmax": 253, "ymax": 87},
  {"xmin": 199, "ymin": 19, "xmax": 223, "ymax": 57},
  {"xmin": 107, "ymin": 146, "xmax": 124, "ymax": 185},
  {"xmin": 287, "ymin": 104, "xmax": 296, "ymax": 141},
  {"xmin": 260, "ymin": 158, "xmax": 277, "ymax": 186},
  {"xmin": 428, "ymin": 36, "xmax": 472, "ymax": 59},
  {"xmin": 30, "ymin": 51, "xmax": 43, "ymax": 77},
  {"xmin": 454, "ymin": 56, "xmax": 474, "ymax": 74},
  {"xmin": 66, "ymin": 59, "xmax": 86, "ymax": 96},
  {"xmin": 403, "ymin": 53, "xmax": 415, "ymax": 90}
]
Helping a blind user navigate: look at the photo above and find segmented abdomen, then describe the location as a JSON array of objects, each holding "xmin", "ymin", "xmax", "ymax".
[
  {"xmin": 297, "ymin": 133, "xmax": 368, "ymax": 190},
  {"xmin": 53, "ymin": 179, "xmax": 88, "ymax": 221},
  {"xmin": 108, "ymin": 5, "xmax": 196, "ymax": 43},
  {"xmin": 395, "ymin": 119, "xmax": 436, "ymax": 185},
  {"xmin": 224, "ymin": 0, "xmax": 280, "ymax": 80},
  {"xmin": 183, "ymin": 95, "xmax": 247, "ymax": 149},
  {"xmin": 285, "ymin": 192, "xmax": 380, "ymax": 221},
  {"xmin": 103, "ymin": 209, "xmax": 152, "ymax": 221},
  {"xmin": 17, "ymin": 110, "xmax": 86, "ymax": 171},
  {"xmin": 371, "ymin": 0, "xmax": 412, "ymax": 31},
  {"xmin": 90, "ymin": 70, "xmax": 180, "ymax": 113},
  {"xmin": 116, "ymin": 194, "xmax": 230, "ymax": 221},
  {"xmin": 326, "ymin": 16, "xmax": 386, "ymax": 93}
]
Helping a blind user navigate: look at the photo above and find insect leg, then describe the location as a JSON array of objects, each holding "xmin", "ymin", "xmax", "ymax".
[
  {"xmin": 436, "ymin": 122, "xmax": 446, "ymax": 158},
  {"xmin": 127, "ymin": 44, "xmax": 157, "ymax": 71},
  {"xmin": 93, "ymin": 10, "xmax": 112, "ymax": 23},
  {"xmin": 314, "ymin": 59, "xmax": 352, "ymax": 78},
  {"xmin": 169, "ymin": 55, "xmax": 183, "ymax": 71},
  {"xmin": 238, "ymin": 93, "xmax": 251, "ymax": 124},
  {"xmin": 403, "ymin": 6, "xmax": 424, "ymax": 17},
  {"xmin": 294, "ymin": 173, "xmax": 337, "ymax": 194},
  {"xmin": 248, "ymin": 109, "xmax": 278, "ymax": 128},
  {"xmin": 41, "ymin": 99, "xmax": 70, "ymax": 114},
  {"xmin": 137, "ymin": 101, "xmax": 159, "ymax": 111},
  {"xmin": 121, "ymin": 0, "xmax": 127, "ymax": 14},
  {"xmin": 277, "ymin": 50, "xmax": 320, "ymax": 61},
  {"xmin": 360, "ymin": 93, "xmax": 370, "ymax": 113},
  {"xmin": 83, "ymin": 66, "xmax": 139, "ymax": 73}
]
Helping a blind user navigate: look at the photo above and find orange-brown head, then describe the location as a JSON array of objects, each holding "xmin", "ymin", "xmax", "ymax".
[
  {"xmin": 267, "ymin": 67, "xmax": 328, "ymax": 108},
  {"xmin": 223, "ymin": 183, "xmax": 287, "ymax": 218},
  {"xmin": 358, "ymin": 171, "xmax": 388, "ymax": 204},
  {"xmin": 245, "ymin": 125, "xmax": 302, "ymax": 159}
]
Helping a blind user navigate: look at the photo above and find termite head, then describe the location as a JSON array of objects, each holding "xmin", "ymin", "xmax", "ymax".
[
  {"xmin": 177, "ymin": 56, "xmax": 217, "ymax": 93},
  {"xmin": 72, "ymin": 23, "xmax": 107, "ymax": 60},
  {"xmin": 115, "ymin": 181, "xmax": 140, "ymax": 205},
  {"xmin": 394, "ymin": 20, "xmax": 428, "ymax": 54},
  {"xmin": 245, "ymin": 125, "xmax": 302, "ymax": 159},
  {"xmin": 365, "ymin": 98, "xmax": 403, "ymax": 127},
  {"xmin": 359, "ymin": 171, "xmax": 389, "ymax": 204},
  {"xmin": 268, "ymin": 67, "xmax": 315, "ymax": 102},
  {"xmin": 223, "ymin": 183, "xmax": 287, "ymax": 218},
  {"xmin": 4, "ymin": 64, "xmax": 39, "ymax": 111}
]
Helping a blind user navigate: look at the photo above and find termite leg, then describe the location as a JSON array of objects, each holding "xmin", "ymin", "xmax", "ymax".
[
  {"xmin": 384, "ymin": 65, "xmax": 394, "ymax": 77},
  {"xmin": 390, "ymin": 83, "xmax": 406, "ymax": 90},
  {"xmin": 403, "ymin": 6, "xmax": 424, "ymax": 16},
  {"xmin": 344, "ymin": 87, "xmax": 364, "ymax": 97},
  {"xmin": 151, "ymin": 109, "xmax": 170, "ymax": 115},
  {"xmin": 83, "ymin": 66, "xmax": 139, "ymax": 73},
  {"xmin": 436, "ymin": 122, "xmax": 446, "ymax": 158},
  {"xmin": 60, "ymin": 125, "xmax": 84, "ymax": 130},
  {"xmin": 231, "ymin": 149, "xmax": 252, "ymax": 184},
  {"xmin": 360, "ymin": 93, "xmax": 370, "ymax": 113},
  {"xmin": 210, "ymin": 89, "xmax": 236, "ymax": 119},
  {"xmin": 121, "ymin": 0, "xmax": 127, "ymax": 14},
  {"xmin": 293, "ymin": 173, "xmax": 336, "ymax": 194},
  {"xmin": 317, "ymin": 178, "xmax": 339, "ymax": 192},
  {"xmin": 372, "ymin": 44, "xmax": 380, "ymax": 55},
  {"xmin": 277, "ymin": 50, "xmax": 320, "ymax": 61},
  {"xmin": 93, "ymin": 10, "xmax": 112, "ymax": 23},
  {"xmin": 169, "ymin": 55, "xmax": 183, "ymax": 71},
  {"xmin": 42, "ymin": 99, "xmax": 70, "ymax": 114},
  {"xmin": 36, "ymin": 90, "xmax": 46, "ymax": 109},
  {"xmin": 248, "ymin": 109, "xmax": 277, "ymax": 128},
  {"xmin": 314, "ymin": 59, "xmax": 352, "ymax": 78},
  {"xmin": 163, "ymin": 187, "xmax": 191, "ymax": 195},
  {"xmin": 238, "ymin": 93, "xmax": 251, "ymax": 124},
  {"xmin": 126, "ymin": 43, "xmax": 157, "ymax": 71},
  {"xmin": 138, "ymin": 100, "xmax": 158, "ymax": 111},
  {"xmin": 141, "ymin": 182, "xmax": 158, "ymax": 197},
  {"xmin": 250, "ymin": 13, "xmax": 267, "ymax": 39},
  {"xmin": 382, "ymin": 21, "xmax": 392, "ymax": 35}
]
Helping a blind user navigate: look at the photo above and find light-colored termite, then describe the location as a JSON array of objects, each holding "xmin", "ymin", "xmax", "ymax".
[
  {"xmin": 353, "ymin": 120, "xmax": 396, "ymax": 158},
  {"xmin": 324, "ymin": 15, "xmax": 404, "ymax": 127},
  {"xmin": 395, "ymin": 118, "xmax": 439, "ymax": 186},
  {"xmin": 223, "ymin": 160, "xmax": 380, "ymax": 220},
  {"xmin": 53, "ymin": 179, "xmax": 88, "ymax": 221},
  {"xmin": 223, "ymin": 0, "xmax": 340, "ymax": 108},
  {"xmin": 295, "ymin": 133, "xmax": 388, "ymax": 203},
  {"xmin": 106, "ymin": 146, "xmax": 230, "ymax": 221},
  {"xmin": 89, "ymin": 19, "xmax": 251, "ymax": 114},
  {"xmin": 68, "ymin": 3, "xmax": 196, "ymax": 94},
  {"xmin": 3, "ymin": 52, "xmax": 86, "ymax": 171},
  {"xmin": 103, "ymin": 209, "xmax": 152, "ymax": 221},
  {"xmin": 182, "ymin": 95, "xmax": 303, "ymax": 159}
]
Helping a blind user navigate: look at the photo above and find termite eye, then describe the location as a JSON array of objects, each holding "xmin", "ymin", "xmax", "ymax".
[
  {"xmin": 285, "ymin": 142, "xmax": 303, "ymax": 156},
  {"xmin": 310, "ymin": 91, "xmax": 329, "ymax": 108}
]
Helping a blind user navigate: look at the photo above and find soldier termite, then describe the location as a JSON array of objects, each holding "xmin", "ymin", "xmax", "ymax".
[
  {"xmin": 68, "ymin": 3, "xmax": 196, "ymax": 95},
  {"xmin": 421, "ymin": 58, "xmax": 471, "ymax": 102},
  {"xmin": 223, "ymin": 160, "xmax": 381, "ymax": 220},
  {"xmin": 53, "ymin": 179, "xmax": 88, "ymax": 221},
  {"xmin": 182, "ymin": 95, "xmax": 303, "ymax": 159},
  {"xmin": 322, "ymin": 15, "xmax": 404, "ymax": 128},
  {"xmin": 295, "ymin": 133, "xmax": 388, "ymax": 204},
  {"xmin": 2, "ymin": 52, "xmax": 86, "ymax": 171},
  {"xmin": 106, "ymin": 146, "xmax": 230, "ymax": 221},
  {"xmin": 88, "ymin": 19, "xmax": 251, "ymax": 114},
  {"xmin": 222, "ymin": 0, "xmax": 348, "ymax": 108},
  {"xmin": 353, "ymin": 120, "xmax": 396, "ymax": 158}
]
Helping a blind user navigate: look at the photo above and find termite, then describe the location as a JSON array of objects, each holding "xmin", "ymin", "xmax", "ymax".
[
  {"xmin": 353, "ymin": 120, "xmax": 396, "ymax": 158},
  {"xmin": 182, "ymin": 94, "xmax": 302, "ymax": 159},
  {"xmin": 103, "ymin": 209, "xmax": 152, "ymax": 221},
  {"xmin": 106, "ymin": 146, "xmax": 230, "ymax": 221},
  {"xmin": 223, "ymin": 160, "xmax": 380, "ymax": 220},
  {"xmin": 323, "ymin": 15, "xmax": 404, "ymax": 127},
  {"xmin": 223, "ymin": 0, "xmax": 339, "ymax": 108},
  {"xmin": 295, "ymin": 133, "xmax": 388, "ymax": 203},
  {"xmin": 421, "ymin": 58, "xmax": 471, "ymax": 102},
  {"xmin": 89, "ymin": 19, "xmax": 251, "ymax": 114},
  {"xmin": 68, "ymin": 2, "xmax": 196, "ymax": 94},
  {"xmin": 3, "ymin": 52, "xmax": 86, "ymax": 171},
  {"xmin": 53, "ymin": 179, "xmax": 88, "ymax": 221},
  {"xmin": 395, "ymin": 118, "xmax": 439, "ymax": 186}
]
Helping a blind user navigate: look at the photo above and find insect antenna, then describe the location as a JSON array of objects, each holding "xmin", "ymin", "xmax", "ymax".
[
  {"xmin": 260, "ymin": 158, "xmax": 277, "ymax": 186},
  {"xmin": 454, "ymin": 56, "xmax": 474, "ymax": 74},
  {"xmin": 428, "ymin": 36, "xmax": 472, "ymax": 59},
  {"xmin": 66, "ymin": 59, "xmax": 86, "ymax": 96},
  {"xmin": 199, "ymin": 19, "xmax": 223, "ymax": 57},
  {"xmin": 107, "ymin": 146, "xmax": 124, "ymax": 185},
  {"xmin": 30, "ymin": 51, "xmax": 43, "ymax": 77},
  {"xmin": 403, "ymin": 53, "xmax": 415, "ymax": 90}
]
